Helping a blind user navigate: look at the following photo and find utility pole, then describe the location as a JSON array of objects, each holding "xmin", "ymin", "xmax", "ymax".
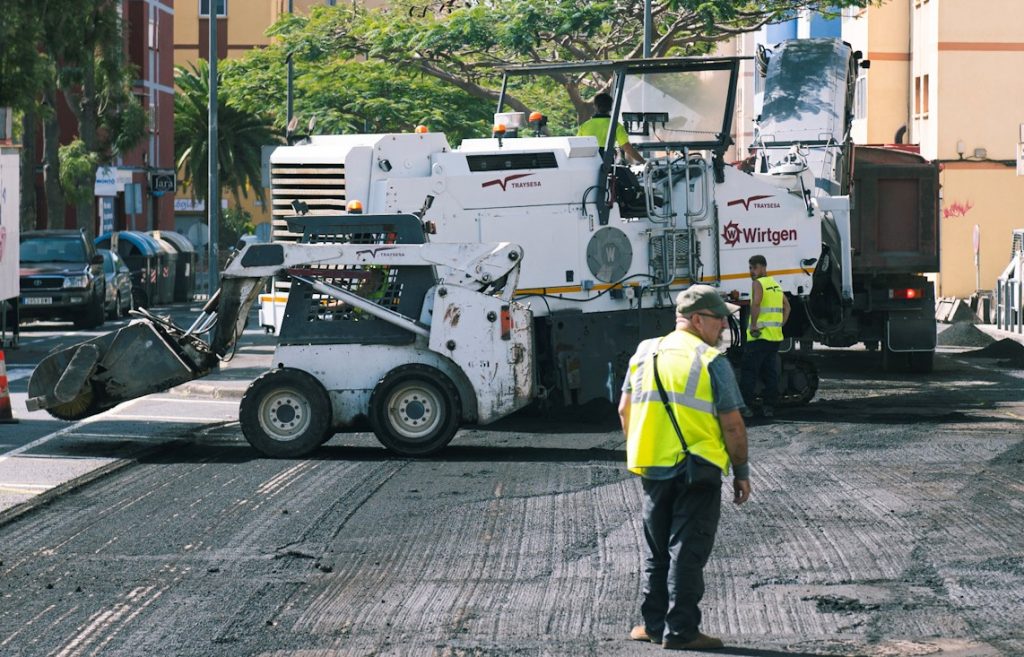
[
  {"xmin": 286, "ymin": 0, "xmax": 294, "ymax": 127},
  {"xmin": 643, "ymin": 0, "xmax": 652, "ymax": 58},
  {"xmin": 208, "ymin": 1, "xmax": 220, "ymax": 298}
]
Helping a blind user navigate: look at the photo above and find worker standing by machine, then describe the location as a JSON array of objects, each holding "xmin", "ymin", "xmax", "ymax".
[
  {"xmin": 740, "ymin": 255, "xmax": 790, "ymax": 418},
  {"xmin": 619, "ymin": 286, "xmax": 750, "ymax": 650}
]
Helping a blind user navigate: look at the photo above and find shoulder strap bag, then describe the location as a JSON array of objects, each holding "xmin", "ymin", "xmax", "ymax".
[{"xmin": 652, "ymin": 345, "xmax": 721, "ymax": 488}]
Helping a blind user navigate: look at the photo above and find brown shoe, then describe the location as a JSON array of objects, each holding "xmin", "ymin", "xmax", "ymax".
[
  {"xmin": 663, "ymin": 632, "xmax": 724, "ymax": 650},
  {"xmin": 629, "ymin": 625, "xmax": 659, "ymax": 643}
]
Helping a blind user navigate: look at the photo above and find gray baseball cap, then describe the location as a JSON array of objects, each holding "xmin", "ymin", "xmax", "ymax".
[{"xmin": 675, "ymin": 285, "xmax": 732, "ymax": 317}]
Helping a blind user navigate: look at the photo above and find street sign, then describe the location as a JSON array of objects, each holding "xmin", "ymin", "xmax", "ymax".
[{"xmin": 150, "ymin": 171, "xmax": 176, "ymax": 194}]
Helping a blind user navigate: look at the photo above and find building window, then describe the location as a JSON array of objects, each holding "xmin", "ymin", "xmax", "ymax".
[
  {"xmin": 200, "ymin": 0, "xmax": 227, "ymax": 16},
  {"xmin": 914, "ymin": 76, "xmax": 921, "ymax": 116},
  {"xmin": 914, "ymin": 74, "xmax": 930, "ymax": 118},
  {"xmin": 922, "ymin": 74, "xmax": 929, "ymax": 115}
]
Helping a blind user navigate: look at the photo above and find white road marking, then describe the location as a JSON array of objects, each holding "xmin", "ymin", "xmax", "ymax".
[{"xmin": 0, "ymin": 397, "xmax": 143, "ymax": 464}]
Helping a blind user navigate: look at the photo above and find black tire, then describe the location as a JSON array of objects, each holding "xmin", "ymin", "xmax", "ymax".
[
  {"xmin": 239, "ymin": 368, "xmax": 332, "ymax": 458},
  {"xmin": 132, "ymin": 287, "xmax": 148, "ymax": 310},
  {"xmin": 369, "ymin": 365, "xmax": 461, "ymax": 456},
  {"xmin": 908, "ymin": 350, "xmax": 934, "ymax": 373},
  {"xmin": 107, "ymin": 292, "xmax": 123, "ymax": 320},
  {"xmin": 74, "ymin": 297, "xmax": 106, "ymax": 329}
]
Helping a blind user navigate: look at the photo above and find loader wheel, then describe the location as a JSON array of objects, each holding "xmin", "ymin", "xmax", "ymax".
[
  {"xmin": 239, "ymin": 368, "xmax": 332, "ymax": 458},
  {"xmin": 369, "ymin": 365, "xmax": 461, "ymax": 457}
]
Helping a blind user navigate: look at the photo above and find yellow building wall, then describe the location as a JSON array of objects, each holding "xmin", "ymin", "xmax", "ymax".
[{"xmin": 938, "ymin": 165, "xmax": 1024, "ymax": 298}]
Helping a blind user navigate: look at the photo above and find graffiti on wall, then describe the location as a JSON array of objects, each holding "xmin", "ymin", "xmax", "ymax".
[{"xmin": 943, "ymin": 200, "xmax": 974, "ymax": 219}]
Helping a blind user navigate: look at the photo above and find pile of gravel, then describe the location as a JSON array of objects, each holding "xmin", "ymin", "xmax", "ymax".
[
  {"xmin": 936, "ymin": 321, "xmax": 995, "ymax": 348},
  {"xmin": 962, "ymin": 338, "xmax": 1024, "ymax": 367}
]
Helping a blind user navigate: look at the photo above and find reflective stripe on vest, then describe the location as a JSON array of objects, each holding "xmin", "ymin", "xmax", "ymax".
[
  {"xmin": 624, "ymin": 330, "xmax": 731, "ymax": 475},
  {"xmin": 747, "ymin": 275, "xmax": 784, "ymax": 342}
]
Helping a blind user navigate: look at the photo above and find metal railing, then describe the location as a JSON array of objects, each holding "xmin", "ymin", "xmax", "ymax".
[{"xmin": 995, "ymin": 253, "xmax": 1023, "ymax": 333}]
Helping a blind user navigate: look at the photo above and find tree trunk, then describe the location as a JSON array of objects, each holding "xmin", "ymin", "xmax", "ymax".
[
  {"xmin": 19, "ymin": 108, "xmax": 38, "ymax": 232},
  {"xmin": 73, "ymin": 60, "xmax": 99, "ymax": 240},
  {"xmin": 41, "ymin": 87, "xmax": 66, "ymax": 230}
]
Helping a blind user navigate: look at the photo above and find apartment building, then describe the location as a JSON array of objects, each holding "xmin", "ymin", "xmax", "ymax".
[{"xmin": 28, "ymin": 0, "xmax": 176, "ymax": 234}]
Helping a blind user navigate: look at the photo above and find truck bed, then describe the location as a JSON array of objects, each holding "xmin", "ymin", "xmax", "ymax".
[{"xmin": 851, "ymin": 146, "xmax": 940, "ymax": 275}]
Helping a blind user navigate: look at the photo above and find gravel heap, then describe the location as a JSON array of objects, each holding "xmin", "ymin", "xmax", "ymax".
[
  {"xmin": 962, "ymin": 338, "xmax": 1024, "ymax": 367},
  {"xmin": 936, "ymin": 321, "xmax": 995, "ymax": 348}
]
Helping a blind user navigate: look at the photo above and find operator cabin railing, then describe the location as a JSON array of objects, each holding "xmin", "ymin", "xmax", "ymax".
[{"xmin": 995, "ymin": 244, "xmax": 1024, "ymax": 334}]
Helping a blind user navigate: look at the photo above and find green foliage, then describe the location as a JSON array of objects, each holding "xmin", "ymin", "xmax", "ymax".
[
  {"xmin": 0, "ymin": 0, "xmax": 42, "ymax": 109},
  {"xmin": 220, "ymin": 206, "xmax": 255, "ymax": 249},
  {"xmin": 58, "ymin": 139, "xmax": 99, "ymax": 205},
  {"xmin": 175, "ymin": 60, "xmax": 280, "ymax": 205},
  {"xmin": 269, "ymin": 0, "xmax": 872, "ymax": 121}
]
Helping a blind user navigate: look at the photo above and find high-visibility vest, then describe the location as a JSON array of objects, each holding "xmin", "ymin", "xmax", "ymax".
[
  {"xmin": 747, "ymin": 275, "xmax": 784, "ymax": 342},
  {"xmin": 624, "ymin": 330, "xmax": 732, "ymax": 476}
]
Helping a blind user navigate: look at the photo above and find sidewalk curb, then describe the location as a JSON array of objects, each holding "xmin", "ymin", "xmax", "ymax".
[{"xmin": 169, "ymin": 381, "xmax": 247, "ymax": 400}]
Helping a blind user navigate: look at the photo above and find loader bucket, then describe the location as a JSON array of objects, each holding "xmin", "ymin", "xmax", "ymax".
[{"xmin": 27, "ymin": 319, "xmax": 216, "ymax": 421}]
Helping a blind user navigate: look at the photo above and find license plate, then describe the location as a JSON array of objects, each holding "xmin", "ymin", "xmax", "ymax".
[{"xmin": 22, "ymin": 297, "xmax": 53, "ymax": 305}]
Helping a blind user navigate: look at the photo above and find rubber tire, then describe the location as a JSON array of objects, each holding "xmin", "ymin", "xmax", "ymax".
[
  {"xmin": 369, "ymin": 365, "xmax": 461, "ymax": 457},
  {"xmin": 107, "ymin": 293, "xmax": 123, "ymax": 320},
  {"xmin": 239, "ymin": 368, "xmax": 332, "ymax": 458},
  {"xmin": 908, "ymin": 350, "xmax": 934, "ymax": 374},
  {"xmin": 132, "ymin": 288, "xmax": 148, "ymax": 310},
  {"xmin": 74, "ymin": 297, "xmax": 106, "ymax": 329}
]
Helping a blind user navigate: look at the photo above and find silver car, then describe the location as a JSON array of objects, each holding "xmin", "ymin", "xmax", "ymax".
[{"xmin": 99, "ymin": 248, "xmax": 133, "ymax": 319}]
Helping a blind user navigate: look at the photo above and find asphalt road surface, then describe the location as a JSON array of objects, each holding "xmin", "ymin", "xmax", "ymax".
[{"xmin": 0, "ymin": 324, "xmax": 1022, "ymax": 656}]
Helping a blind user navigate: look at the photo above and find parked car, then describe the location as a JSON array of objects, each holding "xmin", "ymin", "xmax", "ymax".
[
  {"xmin": 19, "ymin": 230, "xmax": 106, "ymax": 329},
  {"xmin": 98, "ymin": 248, "xmax": 133, "ymax": 319}
]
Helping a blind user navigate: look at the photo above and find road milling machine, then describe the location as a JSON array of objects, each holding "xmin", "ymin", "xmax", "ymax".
[{"xmin": 29, "ymin": 39, "xmax": 932, "ymax": 457}]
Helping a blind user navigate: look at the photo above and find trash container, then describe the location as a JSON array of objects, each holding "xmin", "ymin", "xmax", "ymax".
[
  {"xmin": 157, "ymin": 231, "xmax": 197, "ymax": 302},
  {"xmin": 95, "ymin": 231, "xmax": 161, "ymax": 309},
  {"xmin": 150, "ymin": 234, "xmax": 178, "ymax": 305}
]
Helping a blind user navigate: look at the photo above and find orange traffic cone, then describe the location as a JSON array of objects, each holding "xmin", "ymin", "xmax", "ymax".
[{"xmin": 0, "ymin": 350, "xmax": 18, "ymax": 424}]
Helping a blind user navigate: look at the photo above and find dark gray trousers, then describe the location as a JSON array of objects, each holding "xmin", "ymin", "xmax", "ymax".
[{"xmin": 640, "ymin": 473, "xmax": 722, "ymax": 643}]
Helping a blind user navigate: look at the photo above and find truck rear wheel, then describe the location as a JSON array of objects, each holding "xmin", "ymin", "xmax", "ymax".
[
  {"xmin": 908, "ymin": 350, "xmax": 934, "ymax": 373},
  {"xmin": 240, "ymin": 368, "xmax": 332, "ymax": 458},
  {"xmin": 370, "ymin": 365, "xmax": 461, "ymax": 456}
]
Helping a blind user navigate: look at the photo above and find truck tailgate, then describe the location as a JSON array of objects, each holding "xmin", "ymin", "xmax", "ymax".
[{"xmin": 851, "ymin": 146, "xmax": 940, "ymax": 274}]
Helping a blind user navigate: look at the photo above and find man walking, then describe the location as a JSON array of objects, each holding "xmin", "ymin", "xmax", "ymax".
[
  {"xmin": 740, "ymin": 255, "xmax": 790, "ymax": 418},
  {"xmin": 619, "ymin": 285, "xmax": 751, "ymax": 650}
]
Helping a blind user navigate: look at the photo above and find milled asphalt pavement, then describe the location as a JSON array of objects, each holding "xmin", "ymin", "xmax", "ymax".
[{"xmin": 2, "ymin": 321, "xmax": 1023, "ymax": 526}]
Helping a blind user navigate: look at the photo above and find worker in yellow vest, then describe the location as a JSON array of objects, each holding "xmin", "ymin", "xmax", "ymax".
[
  {"xmin": 740, "ymin": 254, "xmax": 791, "ymax": 418},
  {"xmin": 619, "ymin": 285, "xmax": 751, "ymax": 651},
  {"xmin": 577, "ymin": 93, "xmax": 645, "ymax": 164}
]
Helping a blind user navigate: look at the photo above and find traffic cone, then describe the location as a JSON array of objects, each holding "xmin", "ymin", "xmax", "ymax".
[{"xmin": 0, "ymin": 350, "xmax": 18, "ymax": 424}]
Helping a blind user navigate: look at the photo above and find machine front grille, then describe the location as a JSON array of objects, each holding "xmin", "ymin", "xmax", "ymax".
[{"xmin": 270, "ymin": 163, "xmax": 347, "ymax": 243}]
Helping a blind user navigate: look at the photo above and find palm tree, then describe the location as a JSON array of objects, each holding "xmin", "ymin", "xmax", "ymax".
[{"xmin": 174, "ymin": 60, "xmax": 278, "ymax": 206}]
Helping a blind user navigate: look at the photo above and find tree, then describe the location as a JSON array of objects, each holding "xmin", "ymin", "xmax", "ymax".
[
  {"xmin": 219, "ymin": 40, "xmax": 495, "ymax": 143},
  {"xmin": 273, "ymin": 0, "xmax": 872, "ymax": 123},
  {"xmin": 50, "ymin": 0, "xmax": 146, "ymax": 236},
  {"xmin": 3, "ymin": 0, "xmax": 147, "ymax": 233},
  {"xmin": 174, "ymin": 60, "xmax": 279, "ymax": 207}
]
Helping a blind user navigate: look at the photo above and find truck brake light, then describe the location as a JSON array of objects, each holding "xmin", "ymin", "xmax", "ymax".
[
  {"xmin": 500, "ymin": 306, "xmax": 512, "ymax": 340},
  {"xmin": 890, "ymin": 288, "xmax": 923, "ymax": 300}
]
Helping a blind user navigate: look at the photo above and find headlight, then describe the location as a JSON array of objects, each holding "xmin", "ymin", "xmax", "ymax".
[{"xmin": 63, "ymin": 275, "xmax": 90, "ymax": 289}]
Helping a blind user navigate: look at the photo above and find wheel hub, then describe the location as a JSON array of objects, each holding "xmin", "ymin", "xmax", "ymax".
[{"xmin": 258, "ymin": 388, "xmax": 311, "ymax": 441}]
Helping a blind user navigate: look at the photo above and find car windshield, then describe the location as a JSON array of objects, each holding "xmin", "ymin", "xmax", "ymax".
[{"xmin": 20, "ymin": 237, "xmax": 87, "ymax": 263}]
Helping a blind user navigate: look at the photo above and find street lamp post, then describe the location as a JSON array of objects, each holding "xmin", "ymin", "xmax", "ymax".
[
  {"xmin": 643, "ymin": 0, "xmax": 652, "ymax": 58},
  {"xmin": 286, "ymin": 0, "xmax": 294, "ymax": 128},
  {"xmin": 208, "ymin": 1, "xmax": 220, "ymax": 297}
]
